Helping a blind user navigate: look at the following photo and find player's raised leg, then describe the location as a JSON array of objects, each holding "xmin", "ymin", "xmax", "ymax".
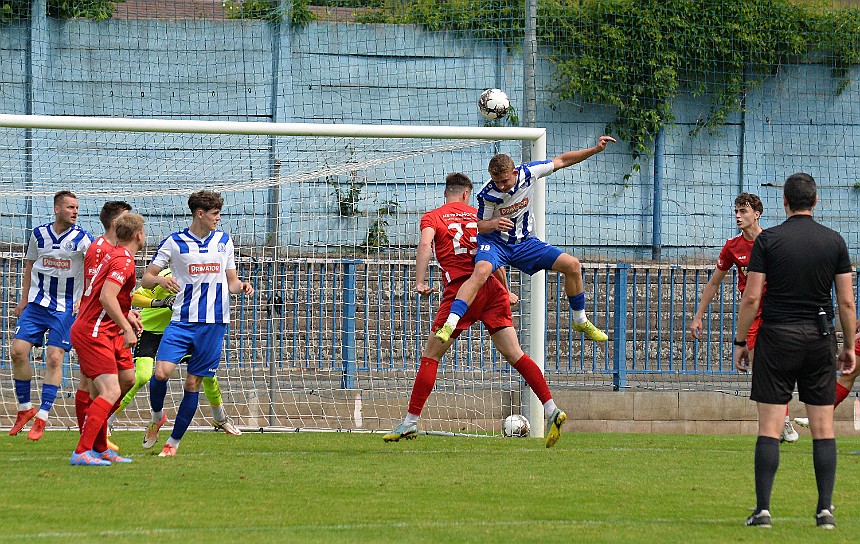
[
  {"xmin": 551, "ymin": 253, "xmax": 607, "ymax": 342},
  {"xmin": 204, "ymin": 376, "xmax": 241, "ymax": 435},
  {"xmin": 434, "ymin": 261, "xmax": 493, "ymax": 344}
]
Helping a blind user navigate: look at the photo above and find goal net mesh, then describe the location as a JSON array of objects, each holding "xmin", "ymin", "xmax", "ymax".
[{"xmin": 0, "ymin": 124, "xmax": 538, "ymax": 435}]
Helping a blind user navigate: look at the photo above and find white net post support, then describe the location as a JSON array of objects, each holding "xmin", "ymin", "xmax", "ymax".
[{"xmin": 527, "ymin": 133, "xmax": 547, "ymax": 438}]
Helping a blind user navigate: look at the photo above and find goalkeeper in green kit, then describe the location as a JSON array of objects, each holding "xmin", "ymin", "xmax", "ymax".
[{"xmin": 108, "ymin": 268, "xmax": 241, "ymax": 436}]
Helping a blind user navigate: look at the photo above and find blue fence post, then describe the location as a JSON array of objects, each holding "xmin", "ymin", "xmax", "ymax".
[
  {"xmin": 341, "ymin": 259, "xmax": 358, "ymax": 389},
  {"xmin": 652, "ymin": 127, "xmax": 665, "ymax": 261},
  {"xmin": 612, "ymin": 264, "xmax": 630, "ymax": 391}
]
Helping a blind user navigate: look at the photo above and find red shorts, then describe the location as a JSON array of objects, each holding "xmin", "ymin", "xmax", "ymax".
[
  {"xmin": 71, "ymin": 325, "xmax": 134, "ymax": 378},
  {"xmin": 748, "ymin": 315, "xmax": 762, "ymax": 350},
  {"xmin": 432, "ymin": 275, "xmax": 513, "ymax": 339}
]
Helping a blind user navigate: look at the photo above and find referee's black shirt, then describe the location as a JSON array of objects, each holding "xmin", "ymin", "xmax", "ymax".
[{"xmin": 748, "ymin": 214, "xmax": 852, "ymax": 324}]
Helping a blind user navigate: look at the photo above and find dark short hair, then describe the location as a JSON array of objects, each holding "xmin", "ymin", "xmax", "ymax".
[
  {"xmin": 54, "ymin": 190, "xmax": 77, "ymax": 206},
  {"xmin": 444, "ymin": 172, "xmax": 473, "ymax": 197},
  {"xmin": 488, "ymin": 154, "xmax": 516, "ymax": 177},
  {"xmin": 734, "ymin": 193, "xmax": 763, "ymax": 215},
  {"xmin": 783, "ymin": 173, "xmax": 816, "ymax": 211},
  {"xmin": 114, "ymin": 213, "xmax": 145, "ymax": 243},
  {"xmin": 99, "ymin": 201, "xmax": 132, "ymax": 230},
  {"xmin": 188, "ymin": 190, "xmax": 224, "ymax": 213}
]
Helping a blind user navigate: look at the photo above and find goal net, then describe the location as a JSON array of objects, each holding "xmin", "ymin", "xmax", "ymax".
[{"xmin": 0, "ymin": 114, "xmax": 550, "ymax": 436}]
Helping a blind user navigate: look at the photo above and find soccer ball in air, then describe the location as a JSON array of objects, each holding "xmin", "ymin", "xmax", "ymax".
[
  {"xmin": 478, "ymin": 88, "xmax": 510, "ymax": 121},
  {"xmin": 502, "ymin": 414, "xmax": 530, "ymax": 437}
]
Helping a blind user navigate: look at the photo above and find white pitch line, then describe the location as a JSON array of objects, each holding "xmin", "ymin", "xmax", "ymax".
[{"xmin": 1, "ymin": 515, "xmax": 845, "ymax": 541}]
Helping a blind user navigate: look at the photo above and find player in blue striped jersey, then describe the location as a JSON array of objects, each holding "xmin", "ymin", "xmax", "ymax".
[
  {"xmin": 435, "ymin": 136, "xmax": 616, "ymax": 344},
  {"xmin": 9, "ymin": 190, "xmax": 94, "ymax": 440},
  {"xmin": 141, "ymin": 190, "xmax": 254, "ymax": 457}
]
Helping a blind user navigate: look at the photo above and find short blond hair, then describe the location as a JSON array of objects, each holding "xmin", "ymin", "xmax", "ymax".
[
  {"xmin": 488, "ymin": 154, "xmax": 516, "ymax": 177},
  {"xmin": 115, "ymin": 213, "xmax": 145, "ymax": 242}
]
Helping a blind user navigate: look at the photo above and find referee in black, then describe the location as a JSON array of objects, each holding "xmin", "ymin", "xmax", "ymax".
[{"xmin": 733, "ymin": 173, "xmax": 855, "ymax": 529}]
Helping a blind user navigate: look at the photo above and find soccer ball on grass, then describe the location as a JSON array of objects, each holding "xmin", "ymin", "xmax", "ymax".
[
  {"xmin": 502, "ymin": 414, "xmax": 530, "ymax": 437},
  {"xmin": 478, "ymin": 88, "xmax": 510, "ymax": 121}
]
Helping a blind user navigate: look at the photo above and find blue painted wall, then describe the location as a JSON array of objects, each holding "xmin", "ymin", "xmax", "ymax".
[{"xmin": 1, "ymin": 19, "xmax": 858, "ymax": 262}]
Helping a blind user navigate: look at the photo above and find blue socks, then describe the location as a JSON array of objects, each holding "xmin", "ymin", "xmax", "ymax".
[
  {"xmin": 14, "ymin": 379, "xmax": 31, "ymax": 405},
  {"xmin": 568, "ymin": 293, "xmax": 586, "ymax": 311},
  {"xmin": 39, "ymin": 383, "xmax": 58, "ymax": 413},
  {"xmin": 450, "ymin": 299, "xmax": 469, "ymax": 318},
  {"xmin": 171, "ymin": 390, "xmax": 200, "ymax": 441},
  {"xmin": 149, "ymin": 376, "xmax": 168, "ymax": 413}
]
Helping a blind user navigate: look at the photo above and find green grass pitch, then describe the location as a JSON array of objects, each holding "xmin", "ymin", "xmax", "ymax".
[{"xmin": 1, "ymin": 430, "xmax": 859, "ymax": 543}]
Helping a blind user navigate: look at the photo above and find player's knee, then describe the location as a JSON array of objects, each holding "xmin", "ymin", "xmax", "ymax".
[
  {"xmin": 473, "ymin": 261, "xmax": 493, "ymax": 282},
  {"xmin": 45, "ymin": 353, "xmax": 65, "ymax": 370},
  {"xmin": 153, "ymin": 365, "xmax": 172, "ymax": 382},
  {"xmin": 556, "ymin": 254, "xmax": 580, "ymax": 275},
  {"xmin": 10, "ymin": 344, "xmax": 29, "ymax": 366},
  {"xmin": 102, "ymin": 384, "xmax": 122, "ymax": 404}
]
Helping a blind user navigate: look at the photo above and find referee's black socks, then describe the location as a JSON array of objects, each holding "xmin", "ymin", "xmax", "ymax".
[
  {"xmin": 812, "ymin": 438, "xmax": 837, "ymax": 514},
  {"xmin": 754, "ymin": 436, "xmax": 780, "ymax": 513}
]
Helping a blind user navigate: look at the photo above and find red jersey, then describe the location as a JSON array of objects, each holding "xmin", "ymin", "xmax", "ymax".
[
  {"xmin": 717, "ymin": 233, "xmax": 755, "ymax": 293},
  {"xmin": 75, "ymin": 245, "xmax": 137, "ymax": 337},
  {"xmin": 420, "ymin": 202, "xmax": 478, "ymax": 284},
  {"xmin": 84, "ymin": 235, "xmax": 115, "ymax": 285}
]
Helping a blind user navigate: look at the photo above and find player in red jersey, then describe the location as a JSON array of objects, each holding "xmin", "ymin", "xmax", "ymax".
[
  {"xmin": 383, "ymin": 173, "xmax": 567, "ymax": 448},
  {"xmin": 74, "ymin": 201, "xmax": 132, "ymax": 445},
  {"xmin": 689, "ymin": 193, "xmax": 798, "ymax": 442},
  {"xmin": 69, "ymin": 213, "xmax": 145, "ymax": 466}
]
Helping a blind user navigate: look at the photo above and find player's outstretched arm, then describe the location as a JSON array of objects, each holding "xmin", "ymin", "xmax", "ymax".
[
  {"xmin": 689, "ymin": 267, "xmax": 728, "ymax": 339},
  {"xmin": 414, "ymin": 226, "xmax": 437, "ymax": 297},
  {"xmin": 551, "ymin": 136, "xmax": 616, "ymax": 171}
]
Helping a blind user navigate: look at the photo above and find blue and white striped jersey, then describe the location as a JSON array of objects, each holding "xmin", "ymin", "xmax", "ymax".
[
  {"xmin": 24, "ymin": 223, "xmax": 93, "ymax": 312},
  {"xmin": 150, "ymin": 228, "xmax": 237, "ymax": 324},
  {"xmin": 476, "ymin": 159, "xmax": 555, "ymax": 244}
]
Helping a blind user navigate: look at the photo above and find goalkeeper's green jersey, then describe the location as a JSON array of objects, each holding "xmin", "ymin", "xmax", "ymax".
[{"xmin": 136, "ymin": 268, "xmax": 174, "ymax": 334}]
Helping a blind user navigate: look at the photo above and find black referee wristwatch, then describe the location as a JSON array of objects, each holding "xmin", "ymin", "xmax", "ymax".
[{"xmin": 733, "ymin": 338, "xmax": 747, "ymax": 347}]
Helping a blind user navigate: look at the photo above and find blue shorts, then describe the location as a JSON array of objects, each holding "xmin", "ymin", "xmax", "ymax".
[
  {"xmin": 14, "ymin": 303, "xmax": 74, "ymax": 351},
  {"xmin": 475, "ymin": 234, "xmax": 563, "ymax": 276},
  {"xmin": 157, "ymin": 321, "xmax": 227, "ymax": 377}
]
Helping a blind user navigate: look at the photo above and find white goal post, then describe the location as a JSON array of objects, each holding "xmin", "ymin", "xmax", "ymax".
[{"xmin": 0, "ymin": 114, "xmax": 548, "ymax": 437}]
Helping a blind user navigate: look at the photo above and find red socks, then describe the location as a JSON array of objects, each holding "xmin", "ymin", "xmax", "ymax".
[
  {"xmin": 835, "ymin": 382, "xmax": 851, "ymax": 408},
  {"xmin": 76, "ymin": 397, "xmax": 112, "ymax": 454},
  {"xmin": 74, "ymin": 389, "xmax": 91, "ymax": 433},
  {"xmin": 408, "ymin": 357, "xmax": 439, "ymax": 417},
  {"xmin": 512, "ymin": 354, "xmax": 552, "ymax": 404}
]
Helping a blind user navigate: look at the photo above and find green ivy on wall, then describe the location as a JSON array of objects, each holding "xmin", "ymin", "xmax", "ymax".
[
  {"xmin": 361, "ymin": 0, "xmax": 860, "ymax": 162},
  {"xmin": 1, "ymin": 0, "xmax": 128, "ymax": 23}
]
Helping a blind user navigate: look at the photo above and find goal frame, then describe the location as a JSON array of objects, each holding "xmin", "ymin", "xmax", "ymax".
[{"xmin": 0, "ymin": 113, "xmax": 549, "ymax": 437}]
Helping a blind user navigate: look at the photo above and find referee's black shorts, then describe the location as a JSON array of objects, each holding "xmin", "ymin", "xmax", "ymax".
[{"xmin": 751, "ymin": 321, "xmax": 837, "ymax": 406}]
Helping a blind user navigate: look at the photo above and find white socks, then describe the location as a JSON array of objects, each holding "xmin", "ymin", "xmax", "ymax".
[{"xmin": 543, "ymin": 400, "xmax": 558, "ymax": 419}]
